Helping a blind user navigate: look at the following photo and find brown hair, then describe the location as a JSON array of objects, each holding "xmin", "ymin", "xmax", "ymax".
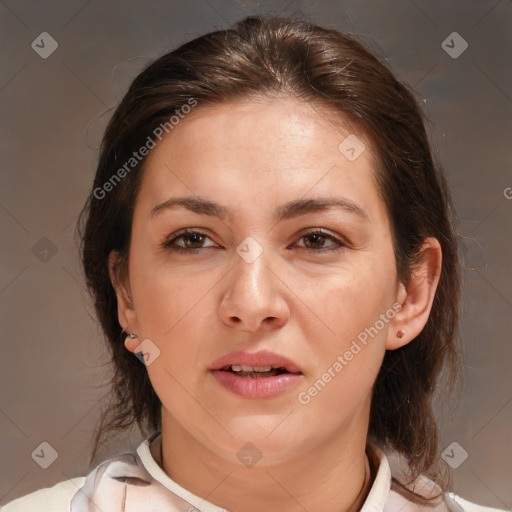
[{"xmin": 78, "ymin": 14, "xmax": 461, "ymax": 499}]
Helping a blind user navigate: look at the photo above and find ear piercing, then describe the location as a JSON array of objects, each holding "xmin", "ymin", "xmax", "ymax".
[
  {"xmin": 124, "ymin": 333, "xmax": 138, "ymax": 349},
  {"xmin": 396, "ymin": 329, "xmax": 405, "ymax": 339}
]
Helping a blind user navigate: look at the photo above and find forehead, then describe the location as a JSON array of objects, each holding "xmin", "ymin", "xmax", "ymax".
[
  {"xmin": 145, "ymin": 96, "xmax": 370, "ymax": 168},
  {"xmin": 136, "ymin": 97, "xmax": 386, "ymax": 225}
]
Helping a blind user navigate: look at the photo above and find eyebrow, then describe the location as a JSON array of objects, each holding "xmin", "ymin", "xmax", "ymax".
[{"xmin": 150, "ymin": 196, "xmax": 368, "ymax": 222}]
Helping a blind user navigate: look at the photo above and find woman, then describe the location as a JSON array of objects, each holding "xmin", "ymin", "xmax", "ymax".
[{"xmin": 2, "ymin": 14, "xmax": 503, "ymax": 512}]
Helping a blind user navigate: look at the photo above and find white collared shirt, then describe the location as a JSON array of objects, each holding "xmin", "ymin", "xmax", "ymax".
[{"xmin": 1, "ymin": 433, "xmax": 505, "ymax": 512}]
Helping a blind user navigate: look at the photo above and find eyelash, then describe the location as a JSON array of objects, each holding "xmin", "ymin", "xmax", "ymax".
[{"xmin": 160, "ymin": 228, "xmax": 347, "ymax": 254}]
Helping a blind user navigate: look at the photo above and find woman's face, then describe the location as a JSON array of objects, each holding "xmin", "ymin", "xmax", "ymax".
[{"xmin": 115, "ymin": 97, "xmax": 406, "ymax": 464}]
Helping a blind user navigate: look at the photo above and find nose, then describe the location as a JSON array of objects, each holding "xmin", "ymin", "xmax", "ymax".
[{"xmin": 218, "ymin": 247, "xmax": 290, "ymax": 332}]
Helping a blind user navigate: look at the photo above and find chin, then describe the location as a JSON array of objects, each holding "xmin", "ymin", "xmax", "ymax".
[{"xmin": 205, "ymin": 416, "xmax": 309, "ymax": 464}]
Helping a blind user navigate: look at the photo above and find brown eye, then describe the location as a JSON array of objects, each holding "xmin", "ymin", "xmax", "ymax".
[
  {"xmin": 303, "ymin": 233, "xmax": 327, "ymax": 249},
  {"xmin": 161, "ymin": 229, "xmax": 218, "ymax": 253},
  {"xmin": 180, "ymin": 232, "xmax": 205, "ymax": 248},
  {"xmin": 297, "ymin": 230, "xmax": 345, "ymax": 252}
]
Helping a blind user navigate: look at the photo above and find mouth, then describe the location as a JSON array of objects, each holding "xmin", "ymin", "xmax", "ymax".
[
  {"xmin": 209, "ymin": 350, "xmax": 303, "ymax": 398},
  {"xmin": 218, "ymin": 364, "xmax": 297, "ymax": 378},
  {"xmin": 210, "ymin": 349, "xmax": 303, "ymax": 375}
]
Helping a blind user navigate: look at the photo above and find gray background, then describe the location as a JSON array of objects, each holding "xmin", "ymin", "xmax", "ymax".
[{"xmin": 1, "ymin": 0, "xmax": 511, "ymax": 508}]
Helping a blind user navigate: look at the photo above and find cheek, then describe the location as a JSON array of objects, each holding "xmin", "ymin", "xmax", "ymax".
[
  {"xmin": 294, "ymin": 286, "xmax": 389, "ymax": 437},
  {"xmin": 128, "ymin": 262, "xmax": 217, "ymax": 405},
  {"xmin": 130, "ymin": 246, "xmax": 220, "ymax": 339},
  {"xmin": 299, "ymin": 251, "xmax": 396, "ymax": 347},
  {"xmin": 129, "ymin": 255, "xmax": 222, "ymax": 394},
  {"xmin": 295, "ymin": 251, "xmax": 396, "ymax": 406}
]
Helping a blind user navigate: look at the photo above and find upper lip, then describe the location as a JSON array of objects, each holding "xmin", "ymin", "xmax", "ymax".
[{"xmin": 210, "ymin": 349, "xmax": 303, "ymax": 373}]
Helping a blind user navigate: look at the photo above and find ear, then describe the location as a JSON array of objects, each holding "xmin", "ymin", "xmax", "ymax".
[
  {"xmin": 108, "ymin": 250, "xmax": 139, "ymax": 353},
  {"xmin": 386, "ymin": 237, "xmax": 442, "ymax": 350}
]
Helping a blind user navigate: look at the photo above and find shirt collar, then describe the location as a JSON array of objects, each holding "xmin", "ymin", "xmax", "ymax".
[
  {"xmin": 361, "ymin": 443, "xmax": 393, "ymax": 512},
  {"xmin": 137, "ymin": 434, "xmax": 393, "ymax": 512},
  {"xmin": 137, "ymin": 432, "xmax": 228, "ymax": 511}
]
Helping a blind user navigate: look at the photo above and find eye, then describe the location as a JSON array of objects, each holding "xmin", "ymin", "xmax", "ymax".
[
  {"xmin": 295, "ymin": 229, "xmax": 346, "ymax": 252},
  {"xmin": 161, "ymin": 229, "xmax": 218, "ymax": 253},
  {"xmin": 161, "ymin": 228, "xmax": 346, "ymax": 254}
]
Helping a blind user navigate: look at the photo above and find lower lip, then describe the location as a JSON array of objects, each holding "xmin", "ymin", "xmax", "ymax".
[{"xmin": 211, "ymin": 370, "xmax": 302, "ymax": 398}]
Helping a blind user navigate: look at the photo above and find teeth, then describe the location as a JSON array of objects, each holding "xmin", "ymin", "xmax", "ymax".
[
  {"xmin": 253, "ymin": 365, "xmax": 272, "ymax": 372},
  {"xmin": 230, "ymin": 364, "xmax": 273, "ymax": 372}
]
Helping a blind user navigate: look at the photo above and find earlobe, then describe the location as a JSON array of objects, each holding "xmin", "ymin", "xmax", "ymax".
[
  {"xmin": 124, "ymin": 333, "xmax": 140, "ymax": 353},
  {"xmin": 108, "ymin": 250, "xmax": 139, "ymax": 338},
  {"xmin": 386, "ymin": 237, "xmax": 442, "ymax": 350}
]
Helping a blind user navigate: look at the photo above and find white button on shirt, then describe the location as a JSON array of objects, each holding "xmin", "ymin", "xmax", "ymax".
[{"xmin": 1, "ymin": 433, "xmax": 506, "ymax": 512}]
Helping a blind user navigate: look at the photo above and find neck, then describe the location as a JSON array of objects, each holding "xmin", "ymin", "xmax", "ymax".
[{"xmin": 157, "ymin": 413, "xmax": 373, "ymax": 512}]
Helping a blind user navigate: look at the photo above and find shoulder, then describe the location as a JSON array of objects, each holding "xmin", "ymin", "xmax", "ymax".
[
  {"xmin": 380, "ymin": 446, "xmax": 506, "ymax": 512},
  {"xmin": 2, "ymin": 449, "xmax": 150, "ymax": 512},
  {"xmin": 445, "ymin": 494, "xmax": 508, "ymax": 512},
  {"xmin": 386, "ymin": 487, "xmax": 507, "ymax": 512},
  {"xmin": 0, "ymin": 437, "xmax": 192, "ymax": 512},
  {"xmin": 1, "ymin": 477, "xmax": 86, "ymax": 511}
]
